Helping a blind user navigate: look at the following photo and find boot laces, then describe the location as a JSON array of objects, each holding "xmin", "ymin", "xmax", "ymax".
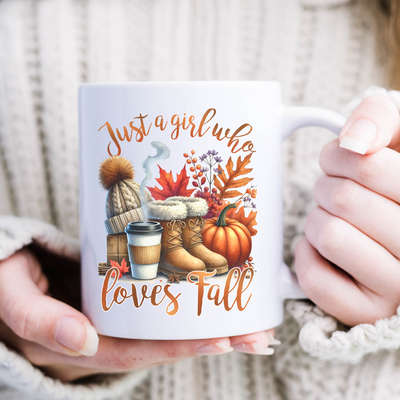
[
  {"xmin": 165, "ymin": 220, "xmax": 186, "ymax": 253},
  {"xmin": 188, "ymin": 217, "xmax": 204, "ymax": 247}
]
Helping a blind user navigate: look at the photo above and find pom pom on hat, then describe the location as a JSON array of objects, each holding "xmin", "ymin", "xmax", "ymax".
[{"xmin": 99, "ymin": 157, "xmax": 134, "ymax": 190}]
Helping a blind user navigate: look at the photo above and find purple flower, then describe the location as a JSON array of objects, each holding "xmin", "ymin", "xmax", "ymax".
[
  {"xmin": 244, "ymin": 197, "xmax": 251, "ymax": 202},
  {"xmin": 251, "ymin": 203, "xmax": 256, "ymax": 209},
  {"xmin": 200, "ymin": 167, "xmax": 209, "ymax": 173},
  {"xmin": 199, "ymin": 154, "xmax": 207, "ymax": 162},
  {"xmin": 207, "ymin": 150, "xmax": 218, "ymax": 156},
  {"xmin": 214, "ymin": 156, "xmax": 223, "ymax": 163},
  {"xmin": 213, "ymin": 167, "xmax": 223, "ymax": 174}
]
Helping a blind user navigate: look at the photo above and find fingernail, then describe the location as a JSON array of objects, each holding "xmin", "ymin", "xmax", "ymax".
[
  {"xmin": 339, "ymin": 119, "xmax": 377, "ymax": 155},
  {"xmin": 197, "ymin": 342, "xmax": 234, "ymax": 356},
  {"xmin": 232, "ymin": 342, "xmax": 274, "ymax": 355},
  {"xmin": 55, "ymin": 316, "xmax": 99, "ymax": 356},
  {"xmin": 266, "ymin": 331, "xmax": 281, "ymax": 345}
]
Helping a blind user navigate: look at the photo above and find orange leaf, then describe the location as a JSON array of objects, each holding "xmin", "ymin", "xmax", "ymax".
[
  {"xmin": 120, "ymin": 258, "xmax": 130, "ymax": 276},
  {"xmin": 109, "ymin": 259, "xmax": 130, "ymax": 279},
  {"xmin": 147, "ymin": 165, "xmax": 195, "ymax": 200},
  {"xmin": 214, "ymin": 154, "xmax": 253, "ymax": 199},
  {"xmin": 110, "ymin": 260, "xmax": 122, "ymax": 278},
  {"xmin": 226, "ymin": 203, "xmax": 258, "ymax": 236}
]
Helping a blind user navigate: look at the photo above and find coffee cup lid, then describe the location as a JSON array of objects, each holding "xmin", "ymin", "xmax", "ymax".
[{"xmin": 125, "ymin": 221, "xmax": 163, "ymax": 235}]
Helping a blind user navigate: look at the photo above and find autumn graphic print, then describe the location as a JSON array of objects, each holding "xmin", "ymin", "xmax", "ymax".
[
  {"xmin": 98, "ymin": 149, "xmax": 257, "ymax": 280},
  {"xmin": 95, "ymin": 105, "xmax": 259, "ymax": 317}
]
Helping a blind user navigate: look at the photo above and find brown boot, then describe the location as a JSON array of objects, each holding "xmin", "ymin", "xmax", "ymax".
[
  {"xmin": 147, "ymin": 201, "xmax": 206, "ymax": 277},
  {"xmin": 166, "ymin": 197, "xmax": 229, "ymax": 275}
]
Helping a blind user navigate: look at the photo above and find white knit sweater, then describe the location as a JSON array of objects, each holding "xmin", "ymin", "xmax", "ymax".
[{"xmin": 1, "ymin": 0, "xmax": 400, "ymax": 399}]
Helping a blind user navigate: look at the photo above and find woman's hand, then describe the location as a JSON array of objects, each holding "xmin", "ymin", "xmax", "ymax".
[
  {"xmin": 0, "ymin": 249, "xmax": 276, "ymax": 382},
  {"xmin": 295, "ymin": 94, "xmax": 400, "ymax": 326}
]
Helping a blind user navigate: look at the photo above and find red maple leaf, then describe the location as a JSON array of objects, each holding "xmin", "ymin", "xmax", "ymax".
[
  {"xmin": 147, "ymin": 165, "xmax": 195, "ymax": 200},
  {"xmin": 110, "ymin": 258, "xmax": 130, "ymax": 279}
]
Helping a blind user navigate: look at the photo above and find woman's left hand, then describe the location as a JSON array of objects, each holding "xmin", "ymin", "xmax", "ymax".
[
  {"xmin": 0, "ymin": 248, "xmax": 277, "ymax": 383},
  {"xmin": 295, "ymin": 94, "xmax": 400, "ymax": 326}
]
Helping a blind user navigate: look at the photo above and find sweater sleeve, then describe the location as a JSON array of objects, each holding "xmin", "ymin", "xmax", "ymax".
[
  {"xmin": 0, "ymin": 215, "xmax": 149, "ymax": 400},
  {"xmin": 285, "ymin": 86, "xmax": 400, "ymax": 364}
]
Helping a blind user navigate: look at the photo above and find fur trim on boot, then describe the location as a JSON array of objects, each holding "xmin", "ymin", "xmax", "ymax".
[
  {"xmin": 146, "ymin": 200, "xmax": 187, "ymax": 221},
  {"xmin": 166, "ymin": 197, "xmax": 208, "ymax": 217}
]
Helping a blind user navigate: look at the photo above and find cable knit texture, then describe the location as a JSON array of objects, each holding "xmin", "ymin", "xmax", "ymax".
[
  {"xmin": 0, "ymin": 0, "xmax": 399, "ymax": 399},
  {"xmin": 287, "ymin": 301, "xmax": 400, "ymax": 363}
]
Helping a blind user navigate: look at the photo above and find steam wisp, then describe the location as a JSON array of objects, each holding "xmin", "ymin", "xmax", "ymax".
[{"xmin": 140, "ymin": 141, "xmax": 171, "ymax": 216}]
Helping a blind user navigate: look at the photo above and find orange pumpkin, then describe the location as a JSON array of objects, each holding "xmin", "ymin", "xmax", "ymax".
[{"xmin": 202, "ymin": 204, "xmax": 252, "ymax": 268}]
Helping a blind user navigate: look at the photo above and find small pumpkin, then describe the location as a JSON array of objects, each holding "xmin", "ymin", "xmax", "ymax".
[{"xmin": 202, "ymin": 204, "xmax": 252, "ymax": 268}]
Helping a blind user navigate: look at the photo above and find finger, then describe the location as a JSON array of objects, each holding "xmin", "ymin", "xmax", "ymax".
[
  {"xmin": 295, "ymin": 238, "xmax": 397, "ymax": 325},
  {"xmin": 0, "ymin": 250, "xmax": 99, "ymax": 357},
  {"xmin": 304, "ymin": 207, "xmax": 400, "ymax": 294},
  {"xmin": 16, "ymin": 334, "xmax": 233, "ymax": 375},
  {"xmin": 0, "ymin": 322, "xmax": 103, "ymax": 382},
  {"xmin": 313, "ymin": 175, "xmax": 400, "ymax": 259},
  {"xmin": 339, "ymin": 94, "xmax": 400, "ymax": 154},
  {"xmin": 230, "ymin": 329, "xmax": 278, "ymax": 355},
  {"xmin": 90, "ymin": 336, "xmax": 232, "ymax": 369},
  {"xmin": 17, "ymin": 331, "xmax": 271, "ymax": 377},
  {"xmin": 0, "ymin": 320, "xmax": 177, "ymax": 382},
  {"xmin": 319, "ymin": 141, "xmax": 400, "ymax": 204}
]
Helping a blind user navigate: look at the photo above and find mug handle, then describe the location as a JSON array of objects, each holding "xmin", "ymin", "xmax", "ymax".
[{"xmin": 280, "ymin": 106, "xmax": 346, "ymax": 299}]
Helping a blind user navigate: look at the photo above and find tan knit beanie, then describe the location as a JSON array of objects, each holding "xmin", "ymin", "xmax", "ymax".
[{"xmin": 99, "ymin": 157, "xmax": 151, "ymax": 234}]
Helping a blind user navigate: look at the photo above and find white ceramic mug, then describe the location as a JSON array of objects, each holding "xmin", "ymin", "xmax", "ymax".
[{"xmin": 79, "ymin": 81, "xmax": 345, "ymax": 340}]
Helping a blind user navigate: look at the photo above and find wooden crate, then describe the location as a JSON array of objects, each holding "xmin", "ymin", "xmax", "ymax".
[{"xmin": 107, "ymin": 233, "xmax": 129, "ymax": 267}]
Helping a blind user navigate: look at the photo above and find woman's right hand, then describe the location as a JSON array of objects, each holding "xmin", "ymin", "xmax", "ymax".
[{"xmin": 0, "ymin": 249, "xmax": 275, "ymax": 382}]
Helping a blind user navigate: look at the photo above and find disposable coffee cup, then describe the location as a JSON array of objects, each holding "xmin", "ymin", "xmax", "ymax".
[{"xmin": 125, "ymin": 221, "xmax": 163, "ymax": 280}]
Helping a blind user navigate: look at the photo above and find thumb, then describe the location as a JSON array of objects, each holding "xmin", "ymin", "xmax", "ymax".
[
  {"xmin": 0, "ymin": 249, "xmax": 99, "ymax": 357},
  {"xmin": 339, "ymin": 94, "xmax": 400, "ymax": 155}
]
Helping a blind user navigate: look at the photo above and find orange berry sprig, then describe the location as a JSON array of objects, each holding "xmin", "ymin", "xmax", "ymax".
[
  {"xmin": 183, "ymin": 150, "xmax": 206, "ymax": 192},
  {"xmin": 240, "ymin": 256, "xmax": 254, "ymax": 271}
]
